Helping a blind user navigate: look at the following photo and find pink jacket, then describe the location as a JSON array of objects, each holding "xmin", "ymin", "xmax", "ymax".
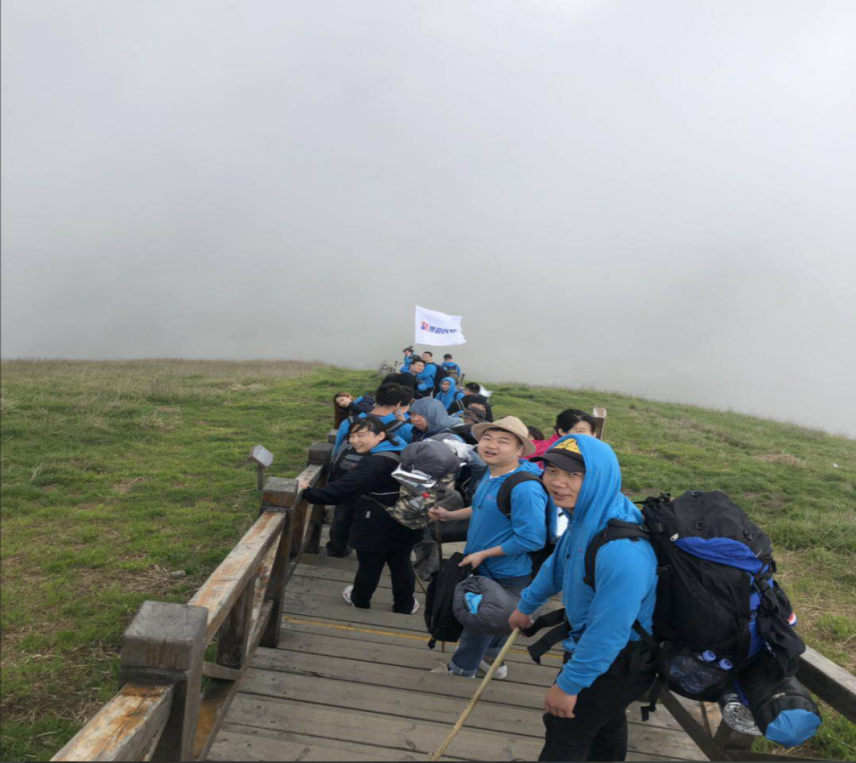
[{"xmin": 524, "ymin": 433, "xmax": 560, "ymax": 463}]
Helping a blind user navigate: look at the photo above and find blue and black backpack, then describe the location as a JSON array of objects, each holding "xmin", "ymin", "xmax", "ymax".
[{"xmin": 583, "ymin": 491, "xmax": 820, "ymax": 746}]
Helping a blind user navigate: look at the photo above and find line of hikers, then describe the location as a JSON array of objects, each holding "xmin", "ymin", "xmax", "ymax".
[{"xmin": 298, "ymin": 349, "xmax": 816, "ymax": 761}]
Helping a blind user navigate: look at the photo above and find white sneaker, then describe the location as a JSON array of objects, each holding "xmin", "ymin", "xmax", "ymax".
[
  {"xmin": 410, "ymin": 599, "xmax": 420, "ymax": 615},
  {"xmin": 342, "ymin": 585, "xmax": 354, "ymax": 606},
  {"xmin": 479, "ymin": 660, "xmax": 508, "ymax": 680}
]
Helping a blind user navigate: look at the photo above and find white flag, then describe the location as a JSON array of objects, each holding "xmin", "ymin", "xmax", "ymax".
[{"xmin": 414, "ymin": 305, "xmax": 467, "ymax": 347}]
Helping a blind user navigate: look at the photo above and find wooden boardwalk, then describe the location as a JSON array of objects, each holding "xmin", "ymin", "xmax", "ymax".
[{"xmin": 208, "ymin": 551, "xmax": 706, "ymax": 762}]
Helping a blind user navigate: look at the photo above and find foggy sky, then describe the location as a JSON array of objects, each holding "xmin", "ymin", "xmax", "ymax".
[{"xmin": 3, "ymin": 1, "xmax": 855, "ymax": 436}]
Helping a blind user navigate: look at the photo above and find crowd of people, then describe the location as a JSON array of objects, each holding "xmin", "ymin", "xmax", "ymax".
[{"xmin": 296, "ymin": 347, "xmax": 655, "ymax": 762}]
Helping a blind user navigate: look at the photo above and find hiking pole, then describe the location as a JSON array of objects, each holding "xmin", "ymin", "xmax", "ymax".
[
  {"xmin": 435, "ymin": 518, "xmax": 445, "ymax": 653},
  {"xmin": 430, "ymin": 627, "xmax": 521, "ymax": 761}
]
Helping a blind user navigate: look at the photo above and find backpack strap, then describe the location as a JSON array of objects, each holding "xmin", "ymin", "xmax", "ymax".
[
  {"xmin": 583, "ymin": 519, "xmax": 650, "ymax": 590},
  {"xmin": 522, "ymin": 608, "xmax": 570, "ymax": 665},
  {"xmin": 375, "ymin": 451, "xmax": 401, "ymax": 463},
  {"xmin": 496, "ymin": 472, "xmax": 548, "ymax": 517}
]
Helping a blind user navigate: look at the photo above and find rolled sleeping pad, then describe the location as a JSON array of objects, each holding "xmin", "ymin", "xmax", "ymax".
[
  {"xmin": 452, "ymin": 575, "xmax": 520, "ymax": 636},
  {"xmin": 738, "ymin": 658, "xmax": 821, "ymax": 747}
]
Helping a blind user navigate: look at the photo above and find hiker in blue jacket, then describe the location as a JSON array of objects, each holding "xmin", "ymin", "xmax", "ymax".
[
  {"xmin": 428, "ymin": 417, "xmax": 552, "ymax": 681},
  {"xmin": 333, "ymin": 383, "xmax": 414, "ymax": 455},
  {"xmin": 408, "ymin": 357, "xmax": 437, "ymax": 397},
  {"xmin": 436, "ymin": 378, "xmax": 464, "ymax": 412},
  {"xmin": 402, "ymin": 347, "xmax": 415, "ymax": 371},
  {"xmin": 508, "ymin": 435, "xmax": 657, "ymax": 762},
  {"xmin": 441, "ymin": 353, "xmax": 462, "ymax": 378}
]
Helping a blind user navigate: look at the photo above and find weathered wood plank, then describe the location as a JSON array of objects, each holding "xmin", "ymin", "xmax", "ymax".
[
  {"xmin": 237, "ymin": 668, "xmax": 705, "ymax": 759},
  {"xmin": 208, "ymin": 728, "xmax": 406, "ymax": 762},
  {"xmin": 216, "ymin": 723, "xmax": 443, "ymax": 761},
  {"xmin": 226, "ymin": 694, "xmax": 699, "ymax": 762},
  {"xmin": 275, "ymin": 629, "xmax": 557, "ymax": 687},
  {"xmin": 798, "ymin": 645, "xmax": 856, "ymax": 724},
  {"xmin": 202, "ymin": 662, "xmax": 242, "ymax": 682},
  {"xmin": 660, "ymin": 690, "xmax": 730, "ymax": 762},
  {"xmin": 282, "ymin": 591, "xmax": 562, "ymax": 649},
  {"xmin": 188, "ymin": 511, "xmax": 286, "ymax": 642},
  {"xmin": 52, "ymin": 684, "xmax": 174, "ymax": 762}
]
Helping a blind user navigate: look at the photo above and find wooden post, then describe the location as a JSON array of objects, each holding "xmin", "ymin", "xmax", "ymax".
[
  {"xmin": 259, "ymin": 477, "xmax": 299, "ymax": 648},
  {"xmin": 306, "ymin": 442, "xmax": 334, "ymax": 555},
  {"xmin": 216, "ymin": 580, "xmax": 254, "ymax": 671},
  {"xmin": 118, "ymin": 601, "xmax": 207, "ymax": 762}
]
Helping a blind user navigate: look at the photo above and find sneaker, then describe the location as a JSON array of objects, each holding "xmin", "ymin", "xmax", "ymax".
[
  {"xmin": 342, "ymin": 585, "xmax": 354, "ymax": 606},
  {"xmin": 479, "ymin": 660, "xmax": 508, "ymax": 680},
  {"xmin": 411, "ymin": 599, "xmax": 420, "ymax": 615},
  {"xmin": 430, "ymin": 664, "xmax": 456, "ymax": 674}
]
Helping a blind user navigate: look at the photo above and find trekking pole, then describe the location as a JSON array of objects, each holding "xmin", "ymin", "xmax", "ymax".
[
  {"xmin": 430, "ymin": 628, "xmax": 521, "ymax": 761},
  {"xmin": 435, "ymin": 518, "xmax": 445, "ymax": 653}
]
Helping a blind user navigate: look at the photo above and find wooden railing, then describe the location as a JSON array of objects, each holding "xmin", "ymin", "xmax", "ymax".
[
  {"xmin": 52, "ymin": 402, "xmax": 855, "ymax": 763},
  {"xmin": 52, "ymin": 441, "xmax": 333, "ymax": 762}
]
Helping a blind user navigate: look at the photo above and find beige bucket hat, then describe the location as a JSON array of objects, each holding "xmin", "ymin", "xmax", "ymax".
[{"xmin": 471, "ymin": 416, "xmax": 536, "ymax": 456}]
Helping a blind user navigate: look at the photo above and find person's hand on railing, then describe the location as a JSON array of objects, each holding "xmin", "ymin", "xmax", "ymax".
[{"xmin": 297, "ymin": 480, "xmax": 310, "ymax": 492}]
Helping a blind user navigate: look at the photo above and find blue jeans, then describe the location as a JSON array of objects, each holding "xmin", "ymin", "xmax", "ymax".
[{"xmin": 448, "ymin": 573, "xmax": 531, "ymax": 677}]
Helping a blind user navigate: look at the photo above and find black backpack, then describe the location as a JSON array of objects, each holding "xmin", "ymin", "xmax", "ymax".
[
  {"xmin": 424, "ymin": 551, "xmax": 471, "ymax": 649},
  {"xmin": 496, "ymin": 472, "xmax": 555, "ymax": 577},
  {"xmin": 585, "ymin": 491, "xmax": 805, "ymax": 706}
]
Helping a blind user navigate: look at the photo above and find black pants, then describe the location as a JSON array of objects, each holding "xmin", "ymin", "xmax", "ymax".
[
  {"xmin": 352, "ymin": 546, "xmax": 416, "ymax": 614},
  {"xmin": 325, "ymin": 504, "xmax": 354, "ymax": 557},
  {"xmin": 539, "ymin": 641, "xmax": 656, "ymax": 762}
]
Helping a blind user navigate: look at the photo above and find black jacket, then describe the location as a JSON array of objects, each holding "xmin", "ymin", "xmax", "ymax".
[{"xmin": 304, "ymin": 453, "xmax": 422, "ymax": 553}]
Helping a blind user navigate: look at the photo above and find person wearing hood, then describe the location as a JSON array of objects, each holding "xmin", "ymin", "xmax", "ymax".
[
  {"xmin": 300, "ymin": 417, "xmax": 422, "ymax": 614},
  {"xmin": 436, "ymin": 377, "xmax": 464, "ymax": 412},
  {"xmin": 428, "ymin": 417, "xmax": 553, "ymax": 681},
  {"xmin": 410, "ymin": 397, "xmax": 488, "ymax": 495},
  {"xmin": 508, "ymin": 435, "xmax": 657, "ymax": 762}
]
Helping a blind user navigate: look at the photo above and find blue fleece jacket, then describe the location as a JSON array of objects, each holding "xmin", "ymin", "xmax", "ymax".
[
  {"xmin": 464, "ymin": 460, "xmax": 550, "ymax": 581},
  {"xmin": 441, "ymin": 361, "xmax": 461, "ymax": 376},
  {"xmin": 415, "ymin": 363, "xmax": 437, "ymax": 393},
  {"xmin": 402, "ymin": 354, "xmax": 414, "ymax": 371},
  {"xmin": 517, "ymin": 435, "xmax": 657, "ymax": 697},
  {"xmin": 333, "ymin": 412, "xmax": 414, "ymax": 454}
]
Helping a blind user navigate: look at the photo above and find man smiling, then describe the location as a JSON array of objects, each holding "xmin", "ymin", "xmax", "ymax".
[
  {"xmin": 428, "ymin": 416, "xmax": 550, "ymax": 680},
  {"xmin": 508, "ymin": 435, "xmax": 657, "ymax": 762}
]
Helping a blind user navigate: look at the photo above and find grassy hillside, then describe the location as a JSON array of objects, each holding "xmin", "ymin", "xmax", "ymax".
[{"xmin": 1, "ymin": 360, "xmax": 854, "ymax": 761}]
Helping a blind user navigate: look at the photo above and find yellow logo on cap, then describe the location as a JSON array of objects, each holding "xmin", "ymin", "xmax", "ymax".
[{"xmin": 553, "ymin": 438, "xmax": 581, "ymax": 455}]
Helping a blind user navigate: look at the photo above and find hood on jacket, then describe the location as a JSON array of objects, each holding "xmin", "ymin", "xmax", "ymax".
[
  {"xmin": 410, "ymin": 397, "xmax": 462, "ymax": 436},
  {"xmin": 551, "ymin": 433, "xmax": 642, "ymax": 549},
  {"xmin": 435, "ymin": 378, "xmax": 458, "ymax": 409},
  {"xmin": 370, "ymin": 438, "xmax": 406, "ymax": 455}
]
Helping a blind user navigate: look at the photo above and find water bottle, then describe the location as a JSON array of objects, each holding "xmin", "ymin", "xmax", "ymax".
[
  {"xmin": 701, "ymin": 651, "xmax": 717, "ymax": 663},
  {"xmin": 718, "ymin": 658, "xmax": 733, "ymax": 671},
  {"xmin": 719, "ymin": 692, "xmax": 761, "ymax": 735},
  {"xmin": 669, "ymin": 655, "xmax": 710, "ymax": 695}
]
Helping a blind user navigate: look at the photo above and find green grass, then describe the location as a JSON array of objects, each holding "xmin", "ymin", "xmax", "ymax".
[{"xmin": 1, "ymin": 360, "xmax": 854, "ymax": 761}]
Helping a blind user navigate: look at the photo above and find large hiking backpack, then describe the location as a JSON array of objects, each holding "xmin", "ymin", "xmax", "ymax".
[
  {"xmin": 496, "ymin": 472, "xmax": 555, "ymax": 577},
  {"xmin": 583, "ymin": 491, "xmax": 805, "ymax": 705},
  {"xmin": 347, "ymin": 396, "xmax": 375, "ymax": 420},
  {"xmin": 432, "ymin": 364, "xmax": 450, "ymax": 396},
  {"xmin": 425, "ymin": 551, "xmax": 471, "ymax": 649}
]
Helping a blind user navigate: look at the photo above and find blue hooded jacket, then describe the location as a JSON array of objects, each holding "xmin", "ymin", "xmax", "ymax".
[
  {"xmin": 415, "ymin": 363, "xmax": 437, "ymax": 393},
  {"xmin": 435, "ymin": 378, "xmax": 461, "ymax": 410},
  {"xmin": 333, "ymin": 411, "xmax": 414, "ymax": 454},
  {"xmin": 517, "ymin": 435, "xmax": 657, "ymax": 697},
  {"xmin": 465, "ymin": 460, "xmax": 552, "ymax": 581},
  {"xmin": 402, "ymin": 354, "xmax": 414, "ymax": 371}
]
